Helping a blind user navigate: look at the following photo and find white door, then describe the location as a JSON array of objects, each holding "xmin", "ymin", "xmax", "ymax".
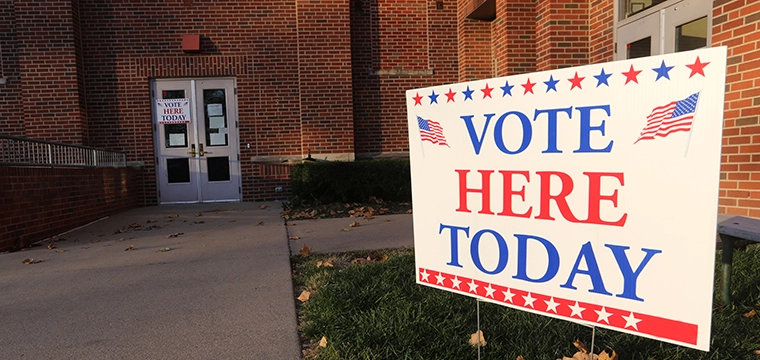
[
  {"xmin": 152, "ymin": 78, "xmax": 241, "ymax": 204},
  {"xmin": 616, "ymin": 0, "xmax": 710, "ymax": 60}
]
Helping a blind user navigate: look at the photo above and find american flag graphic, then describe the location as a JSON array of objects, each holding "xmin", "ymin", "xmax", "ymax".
[
  {"xmin": 417, "ymin": 116, "xmax": 449, "ymax": 146},
  {"xmin": 634, "ymin": 92, "xmax": 700, "ymax": 144}
]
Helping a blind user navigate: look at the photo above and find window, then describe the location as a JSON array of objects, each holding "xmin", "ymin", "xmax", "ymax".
[{"xmin": 616, "ymin": 0, "xmax": 711, "ymax": 60}]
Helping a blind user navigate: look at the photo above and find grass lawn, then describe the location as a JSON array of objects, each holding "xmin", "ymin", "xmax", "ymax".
[{"xmin": 292, "ymin": 246, "xmax": 760, "ymax": 360}]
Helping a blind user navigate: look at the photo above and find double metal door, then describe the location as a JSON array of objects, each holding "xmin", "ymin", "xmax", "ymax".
[{"xmin": 152, "ymin": 78, "xmax": 241, "ymax": 204}]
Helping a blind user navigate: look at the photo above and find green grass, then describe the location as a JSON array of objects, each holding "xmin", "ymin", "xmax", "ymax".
[{"xmin": 293, "ymin": 246, "xmax": 760, "ymax": 360}]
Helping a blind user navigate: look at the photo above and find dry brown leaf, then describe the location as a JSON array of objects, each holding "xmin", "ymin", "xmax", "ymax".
[
  {"xmin": 286, "ymin": 223, "xmax": 296, "ymax": 226},
  {"xmin": 468, "ymin": 330, "xmax": 486, "ymax": 347},
  {"xmin": 364, "ymin": 213, "xmax": 374, "ymax": 221},
  {"xmin": 22, "ymin": 258, "xmax": 39, "ymax": 264},
  {"xmin": 340, "ymin": 228, "xmax": 349, "ymax": 232},
  {"xmin": 330, "ymin": 210, "xmax": 338, "ymax": 216},
  {"xmin": 125, "ymin": 244, "xmax": 136, "ymax": 251},
  {"xmin": 159, "ymin": 247, "xmax": 171, "ymax": 252},
  {"xmin": 378, "ymin": 255, "xmax": 389, "ymax": 262},
  {"xmin": 598, "ymin": 348, "xmax": 618, "ymax": 360},
  {"xmin": 289, "ymin": 236, "xmax": 300, "ymax": 241},
  {"xmin": 229, "ymin": 220, "xmax": 237, "ymax": 223},
  {"xmin": 382, "ymin": 218, "xmax": 391, "ymax": 222},
  {"xmin": 754, "ymin": 349, "xmax": 760, "ymax": 355},
  {"xmin": 47, "ymin": 243, "xmax": 56, "ymax": 250},
  {"xmin": 51, "ymin": 236, "xmax": 60, "ymax": 242},
  {"xmin": 166, "ymin": 232, "xmax": 184, "ymax": 239},
  {"xmin": 574, "ymin": 340, "xmax": 589, "ymax": 354},
  {"xmin": 167, "ymin": 214, "xmax": 179, "ymax": 219},
  {"xmin": 406, "ymin": 209, "xmax": 413, "ymax": 214},
  {"xmin": 744, "ymin": 309, "xmax": 757, "ymax": 318},
  {"xmin": 118, "ymin": 237, "xmax": 125, "ymax": 242},
  {"xmin": 93, "ymin": 239, "xmax": 100, "ymax": 243},
  {"xmin": 196, "ymin": 212, "xmax": 203, "ymax": 217},
  {"xmin": 299, "ymin": 244, "xmax": 312, "ymax": 257},
  {"xmin": 56, "ymin": 249, "xmax": 66, "ymax": 253},
  {"xmin": 349, "ymin": 221, "xmax": 361, "ymax": 227},
  {"xmin": 318, "ymin": 336, "xmax": 327, "ymax": 347},
  {"xmin": 517, "ymin": 356, "xmax": 525, "ymax": 360},
  {"xmin": 146, "ymin": 220, "xmax": 157, "ymax": 223},
  {"xmin": 305, "ymin": 230, "xmax": 311, "ymax": 233},
  {"xmin": 297, "ymin": 290, "xmax": 311, "ymax": 302},
  {"xmin": 260, "ymin": 205, "xmax": 269, "ymax": 209},
  {"xmin": 316, "ymin": 260, "xmax": 334, "ymax": 268},
  {"xmin": 351, "ymin": 257, "xmax": 367, "ymax": 264},
  {"xmin": 257, "ymin": 221, "xmax": 264, "ymax": 226}
]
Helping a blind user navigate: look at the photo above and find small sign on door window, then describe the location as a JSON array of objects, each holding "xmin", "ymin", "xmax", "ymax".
[{"xmin": 156, "ymin": 99, "xmax": 191, "ymax": 124}]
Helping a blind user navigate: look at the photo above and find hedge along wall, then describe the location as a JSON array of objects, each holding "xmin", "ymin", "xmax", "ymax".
[{"xmin": 0, "ymin": 166, "xmax": 138, "ymax": 252}]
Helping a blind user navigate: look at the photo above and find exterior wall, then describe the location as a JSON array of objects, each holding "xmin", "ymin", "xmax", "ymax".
[
  {"xmin": 0, "ymin": 166, "xmax": 138, "ymax": 252},
  {"xmin": 492, "ymin": 0, "xmax": 537, "ymax": 76},
  {"xmin": 712, "ymin": 0, "xmax": 760, "ymax": 217},
  {"xmin": 588, "ymin": 0, "xmax": 614, "ymax": 63},
  {"xmin": 351, "ymin": 0, "xmax": 459, "ymax": 157},
  {"xmin": 457, "ymin": 1, "xmax": 493, "ymax": 81},
  {"xmin": 535, "ymin": 0, "xmax": 589, "ymax": 71},
  {"xmin": 0, "ymin": 0, "xmax": 23, "ymax": 137}
]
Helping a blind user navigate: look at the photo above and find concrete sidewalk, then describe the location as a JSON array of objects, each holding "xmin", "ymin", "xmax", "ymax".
[{"xmin": 0, "ymin": 202, "xmax": 414, "ymax": 359}]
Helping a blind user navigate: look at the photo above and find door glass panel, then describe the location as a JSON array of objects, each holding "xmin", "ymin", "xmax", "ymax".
[
  {"xmin": 620, "ymin": 0, "xmax": 668, "ymax": 19},
  {"xmin": 162, "ymin": 90, "xmax": 188, "ymax": 148},
  {"xmin": 203, "ymin": 89, "xmax": 228, "ymax": 147},
  {"xmin": 207, "ymin": 156, "xmax": 231, "ymax": 182},
  {"xmin": 627, "ymin": 37, "xmax": 651, "ymax": 59},
  {"xmin": 167, "ymin": 158, "xmax": 191, "ymax": 183},
  {"xmin": 676, "ymin": 17, "xmax": 707, "ymax": 52}
]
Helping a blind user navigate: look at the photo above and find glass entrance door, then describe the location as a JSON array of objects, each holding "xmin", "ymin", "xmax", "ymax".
[{"xmin": 152, "ymin": 78, "xmax": 241, "ymax": 204}]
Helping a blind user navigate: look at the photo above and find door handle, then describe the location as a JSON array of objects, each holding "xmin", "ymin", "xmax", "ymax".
[
  {"xmin": 187, "ymin": 144, "xmax": 196, "ymax": 157},
  {"xmin": 199, "ymin": 143, "xmax": 205, "ymax": 157}
]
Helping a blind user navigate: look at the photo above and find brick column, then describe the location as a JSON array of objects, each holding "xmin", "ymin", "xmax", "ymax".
[
  {"xmin": 14, "ymin": 0, "xmax": 86, "ymax": 144},
  {"xmin": 535, "ymin": 0, "xmax": 589, "ymax": 71},
  {"xmin": 458, "ymin": 0, "xmax": 493, "ymax": 81},
  {"xmin": 297, "ymin": 0, "xmax": 355, "ymax": 160},
  {"xmin": 712, "ymin": 0, "xmax": 760, "ymax": 217},
  {"xmin": 492, "ymin": 0, "xmax": 537, "ymax": 76}
]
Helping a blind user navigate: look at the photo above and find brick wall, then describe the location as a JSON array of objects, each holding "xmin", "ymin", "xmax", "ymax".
[
  {"xmin": 457, "ymin": 0, "xmax": 493, "ymax": 81},
  {"xmin": 492, "ymin": 0, "xmax": 537, "ymax": 76},
  {"xmin": 252, "ymin": 163, "xmax": 294, "ymax": 201},
  {"xmin": 588, "ymin": 0, "xmax": 614, "ymax": 64},
  {"xmin": 0, "ymin": 166, "xmax": 138, "ymax": 252},
  {"xmin": 14, "ymin": 0, "xmax": 85, "ymax": 144},
  {"xmin": 352, "ymin": 0, "xmax": 459, "ymax": 156},
  {"xmin": 712, "ymin": 0, "xmax": 760, "ymax": 217},
  {"xmin": 535, "ymin": 0, "xmax": 589, "ymax": 71},
  {"xmin": 297, "ymin": 0, "xmax": 355, "ymax": 158},
  {"xmin": 0, "ymin": 0, "xmax": 23, "ymax": 137}
]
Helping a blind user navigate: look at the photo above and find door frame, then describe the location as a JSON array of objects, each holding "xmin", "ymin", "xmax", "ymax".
[{"xmin": 151, "ymin": 77, "xmax": 242, "ymax": 204}]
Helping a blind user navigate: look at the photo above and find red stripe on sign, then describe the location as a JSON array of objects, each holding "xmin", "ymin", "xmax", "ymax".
[{"xmin": 418, "ymin": 268, "xmax": 698, "ymax": 346}]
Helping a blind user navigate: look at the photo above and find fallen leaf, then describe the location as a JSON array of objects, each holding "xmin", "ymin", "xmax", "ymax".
[
  {"xmin": 93, "ymin": 239, "xmax": 100, "ymax": 243},
  {"xmin": 286, "ymin": 223, "xmax": 296, "ymax": 226},
  {"xmin": 166, "ymin": 232, "xmax": 184, "ymax": 239},
  {"xmin": 754, "ymin": 349, "xmax": 760, "ymax": 355},
  {"xmin": 125, "ymin": 244, "xmax": 136, "ymax": 251},
  {"xmin": 744, "ymin": 309, "xmax": 757, "ymax": 318},
  {"xmin": 289, "ymin": 236, "xmax": 300, "ymax": 240},
  {"xmin": 318, "ymin": 336, "xmax": 327, "ymax": 347},
  {"xmin": 196, "ymin": 212, "xmax": 203, "ymax": 217},
  {"xmin": 517, "ymin": 356, "xmax": 525, "ymax": 360},
  {"xmin": 406, "ymin": 209, "xmax": 413, "ymax": 214},
  {"xmin": 316, "ymin": 260, "xmax": 334, "ymax": 268},
  {"xmin": 146, "ymin": 220, "xmax": 157, "ymax": 223},
  {"xmin": 349, "ymin": 221, "xmax": 361, "ymax": 227},
  {"xmin": 468, "ymin": 330, "xmax": 486, "ymax": 347},
  {"xmin": 167, "ymin": 214, "xmax": 179, "ymax": 219},
  {"xmin": 192, "ymin": 221, "xmax": 204, "ymax": 224},
  {"xmin": 598, "ymin": 348, "xmax": 618, "ymax": 360},
  {"xmin": 47, "ymin": 243, "xmax": 56, "ymax": 250},
  {"xmin": 51, "ymin": 236, "xmax": 60, "ymax": 242},
  {"xmin": 22, "ymin": 258, "xmax": 41, "ymax": 264},
  {"xmin": 257, "ymin": 221, "xmax": 264, "ymax": 226},
  {"xmin": 378, "ymin": 255, "xmax": 389, "ymax": 262},
  {"xmin": 382, "ymin": 218, "xmax": 391, "ymax": 222},
  {"xmin": 260, "ymin": 205, "xmax": 269, "ymax": 209},
  {"xmin": 118, "ymin": 238, "xmax": 125, "ymax": 242},
  {"xmin": 56, "ymin": 249, "xmax": 66, "ymax": 253},
  {"xmin": 574, "ymin": 339, "xmax": 589, "ymax": 354},
  {"xmin": 159, "ymin": 247, "xmax": 171, "ymax": 252},
  {"xmin": 351, "ymin": 257, "xmax": 366, "ymax": 264},
  {"xmin": 297, "ymin": 290, "xmax": 311, "ymax": 302},
  {"xmin": 305, "ymin": 230, "xmax": 311, "ymax": 233},
  {"xmin": 340, "ymin": 228, "xmax": 349, "ymax": 232},
  {"xmin": 299, "ymin": 244, "xmax": 312, "ymax": 257},
  {"xmin": 229, "ymin": 220, "xmax": 237, "ymax": 223},
  {"xmin": 129, "ymin": 223, "xmax": 141, "ymax": 228},
  {"xmin": 364, "ymin": 213, "xmax": 374, "ymax": 221}
]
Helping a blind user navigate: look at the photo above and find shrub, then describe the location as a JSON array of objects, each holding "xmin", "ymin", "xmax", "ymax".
[{"xmin": 290, "ymin": 158, "xmax": 411, "ymax": 204}]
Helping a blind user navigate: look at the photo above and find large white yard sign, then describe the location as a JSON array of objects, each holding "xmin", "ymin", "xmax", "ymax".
[{"xmin": 406, "ymin": 47, "xmax": 727, "ymax": 351}]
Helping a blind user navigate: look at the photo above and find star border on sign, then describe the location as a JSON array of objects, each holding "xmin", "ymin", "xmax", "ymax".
[
  {"xmin": 594, "ymin": 68, "xmax": 612, "ymax": 87},
  {"xmin": 522, "ymin": 78, "xmax": 536, "ymax": 95},
  {"xmin": 428, "ymin": 90, "xmax": 439, "ymax": 104},
  {"xmin": 481, "ymin": 83, "xmax": 494, "ymax": 99},
  {"xmin": 412, "ymin": 92, "xmax": 423, "ymax": 106},
  {"xmin": 462, "ymin": 86, "xmax": 475, "ymax": 101},
  {"xmin": 686, "ymin": 56, "xmax": 710, "ymax": 78},
  {"xmin": 445, "ymin": 88, "xmax": 456, "ymax": 103},
  {"xmin": 500, "ymin": 80, "xmax": 514, "ymax": 97},
  {"xmin": 653, "ymin": 60, "xmax": 674, "ymax": 81},
  {"xmin": 544, "ymin": 75, "xmax": 559, "ymax": 92},
  {"xmin": 622, "ymin": 65, "xmax": 642, "ymax": 85}
]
